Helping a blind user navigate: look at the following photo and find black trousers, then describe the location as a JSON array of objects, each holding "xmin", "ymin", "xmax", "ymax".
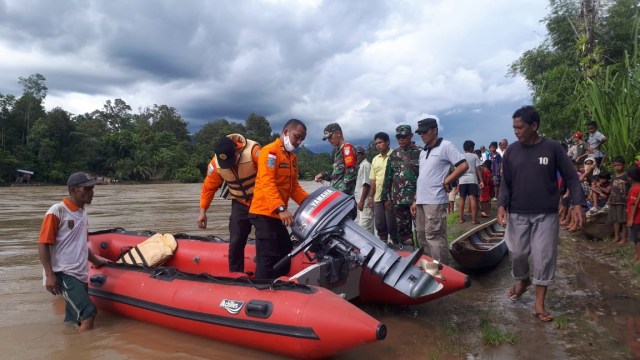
[
  {"xmin": 249, "ymin": 214, "xmax": 292, "ymax": 280},
  {"xmin": 228, "ymin": 201, "xmax": 252, "ymax": 272}
]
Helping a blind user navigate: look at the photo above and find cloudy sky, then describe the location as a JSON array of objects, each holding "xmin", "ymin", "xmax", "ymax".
[{"xmin": 0, "ymin": 0, "xmax": 548, "ymax": 152}]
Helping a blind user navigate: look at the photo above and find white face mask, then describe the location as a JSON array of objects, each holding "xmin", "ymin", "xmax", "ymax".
[{"xmin": 283, "ymin": 131, "xmax": 296, "ymax": 152}]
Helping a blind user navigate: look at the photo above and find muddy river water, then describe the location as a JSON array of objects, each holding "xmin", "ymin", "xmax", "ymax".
[{"xmin": 1, "ymin": 182, "xmax": 639, "ymax": 359}]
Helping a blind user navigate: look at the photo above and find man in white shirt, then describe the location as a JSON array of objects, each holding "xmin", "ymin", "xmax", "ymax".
[
  {"xmin": 410, "ymin": 117, "xmax": 468, "ymax": 264},
  {"xmin": 354, "ymin": 145, "xmax": 374, "ymax": 233}
]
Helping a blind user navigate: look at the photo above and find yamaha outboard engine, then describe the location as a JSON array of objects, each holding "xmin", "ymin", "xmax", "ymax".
[{"xmin": 275, "ymin": 186, "xmax": 442, "ymax": 299}]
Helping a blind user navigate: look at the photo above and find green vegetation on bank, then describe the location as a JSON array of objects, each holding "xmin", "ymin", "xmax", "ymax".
[
  {"xmin": 0, "ymin": 76, "xmax": 332, "ymax": 185},
  {"xmin": 510, "ymin": 0, "xmax": 640, "ymax": 164}
]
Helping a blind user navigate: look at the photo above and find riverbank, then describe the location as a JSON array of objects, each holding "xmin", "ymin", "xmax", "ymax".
[{"xmin": 340, "ymin": 215, "xmax": 640, "ymax": 359}]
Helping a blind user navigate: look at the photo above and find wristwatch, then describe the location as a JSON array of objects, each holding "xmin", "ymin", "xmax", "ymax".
[{"xmin": 276, "ymin": 205, "xmax": 286, "ymax": 213}]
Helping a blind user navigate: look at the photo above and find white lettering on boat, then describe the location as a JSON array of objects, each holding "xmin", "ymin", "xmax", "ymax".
[
  {"xmin": 309, "ymin": 189, "xmax": 334, "ymax": 208},
  {"xmin": 219, "ymin": 299, "xmax": 245, "ymax": 314}
]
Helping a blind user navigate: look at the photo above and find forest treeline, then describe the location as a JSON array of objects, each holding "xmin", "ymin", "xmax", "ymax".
[{"xmin": 0, "ymin": 74, "xmax": 333, "ymax": 185}]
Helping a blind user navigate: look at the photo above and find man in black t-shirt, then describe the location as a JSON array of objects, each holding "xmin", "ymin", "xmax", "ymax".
[{"xmin": 497, "ymin": 106, "xmax": 586, "ymax": 323}]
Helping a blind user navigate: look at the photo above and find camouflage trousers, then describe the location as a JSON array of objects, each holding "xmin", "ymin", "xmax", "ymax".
[{"xmin": 393, "ymin": 203, "xmax": 413, "ymax": 243}]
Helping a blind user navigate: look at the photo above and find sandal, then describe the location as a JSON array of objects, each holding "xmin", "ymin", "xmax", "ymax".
[
  {"xmin": 532, "ymin": 312, "xmax": 554, "ymax": 322},
  {"xmin": 507, "ymin": 287, "xmax": 526, "ymax": 301},
  {"xmin": 507, "ymin": 279, "xmax": 531, "ymax": 301}
]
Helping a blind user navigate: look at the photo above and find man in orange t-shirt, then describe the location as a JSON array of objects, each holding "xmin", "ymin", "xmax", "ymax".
[{"xmin": 249, "ymin": 119, "xmax": 309, "ymax": 279}]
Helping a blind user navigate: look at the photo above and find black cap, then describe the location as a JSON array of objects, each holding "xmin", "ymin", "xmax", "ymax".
[
  {"xmin": 415, "ymin": 118, "xmax": 438, "ymax": 133},
  {"xmin": 67, "ymin": 172, "xmax": 98, "ymax": 187},
  {"xmin": 214, "ymin": 137, "xmax": 236, "ymax": 169}
]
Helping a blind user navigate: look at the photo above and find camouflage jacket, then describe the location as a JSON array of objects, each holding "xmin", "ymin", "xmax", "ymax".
[
  {"xmin": 381, "ymin": 143, "xmax": 421, "ymax": 204},
  {"xmin": 321, "ymin": 143, "xmax": 357, "ymax": 195}
]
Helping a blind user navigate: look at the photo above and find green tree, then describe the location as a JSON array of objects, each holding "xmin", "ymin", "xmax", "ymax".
[
  {"xmin": 245, "ymin": 113, "xmax": 273, "ymax": 146},
  {"xmin": 193, "ymin": 118, "xmax": 246, "ymax": 174},
  {"xmin": 27, "ymin": 108, "xmax": 79, "ymax": 177},
  {"xmin": 12, "ymin": 93, "xmax": 45, "ymax": 147},
  {"xmin": 510, "ymin": 0, "xmax": 640, "ymax": 139},
  {"xmin": 97, "ymin": 98, "xmax": 133, "ymax": 132},
  {"xmin": 297, "ymin": 146, "xmax": 332, "ymax": 180},
  {"xmin": 0, "ymin": 149, "xmax": 19, "ymax": 184},
  {"xmin": 144, "ymin": 104, "xmax": 190, "ymax": 142},
  {"xmin": 14, "ymin": 74, "xmax": 47, "ymax": 147},
  {"xmin": 602, "ymin": 0, "xmax": 640, "ymax": 64},
  {"xmin": 174, "ymin": 166, "xmax": 201, "ymax": 183},
  {"xmin": 0, "ymin": 93, "xmax": 16, "ymax": 151},
  {"xmin": 580, "ymin": 17, "xmax": 640, "ymax": 164},
  {"xmin": 18, "ymin": 73, "xmax": 47, "ymax": 100}
]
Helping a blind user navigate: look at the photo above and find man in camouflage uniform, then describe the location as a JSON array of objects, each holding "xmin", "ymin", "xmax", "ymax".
[
  {"xmin": 314, "ymin": 123, "xmax": 357, "ymax": 195},
  {"xmin": 381, "ymin": 125, "xmax": 421, "ymax": 245}
]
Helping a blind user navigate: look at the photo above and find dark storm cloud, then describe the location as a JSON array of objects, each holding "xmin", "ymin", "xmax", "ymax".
[{"xmin": 0, "ymin": 0, "xmax": 547, "ymax": 149}]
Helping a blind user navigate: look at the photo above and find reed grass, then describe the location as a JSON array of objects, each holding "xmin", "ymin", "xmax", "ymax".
[{"xmin": 580, "ymin": 17, "xmax": 640, "ymax": 165}]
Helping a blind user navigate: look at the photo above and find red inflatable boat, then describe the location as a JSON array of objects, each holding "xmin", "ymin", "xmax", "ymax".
[
  {"xmin": 90, "ymin": 228, "xmax": 469, "ymax": 306},
  {"xmin": 89, "ymin": 234, "xmax": 385, "ymax": 359},
  {"xmin": 87, "ymin": 187, "xmax": 469, "ymax": 357}
]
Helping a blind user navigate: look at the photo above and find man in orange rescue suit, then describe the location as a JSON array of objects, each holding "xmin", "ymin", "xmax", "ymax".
[
  {"xmin": 249, "ymin": 119, "xmax": 309, "ymax": 280},
  {"xmin": 197, "ymin": 133, "xmax": 261, "ymax": 273}
]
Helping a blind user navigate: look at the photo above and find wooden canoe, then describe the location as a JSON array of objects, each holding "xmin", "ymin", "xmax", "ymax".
[{"xmin": 449, "ymin": 219, "xmax": 507, "ymax": 271}]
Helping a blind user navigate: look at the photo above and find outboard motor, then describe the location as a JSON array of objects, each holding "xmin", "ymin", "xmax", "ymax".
[{"xmin": 275, "ymin": 186, "xmax": 442, "ymax": 299}]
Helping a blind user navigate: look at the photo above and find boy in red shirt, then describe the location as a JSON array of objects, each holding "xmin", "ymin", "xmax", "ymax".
[
  {"xmin": 479, "ymin": 160, "xmax": 494, "ymax": 217},
  {"xmin": 627, "ymin": 166, "xmax": 640, "ymax": 263}
]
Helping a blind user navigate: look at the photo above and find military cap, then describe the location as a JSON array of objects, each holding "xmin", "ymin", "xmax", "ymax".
[
  {"xmin": 322, "ymin": 123, "xmax": 342, "ymax": 140},
  {"xmin": 396, "ymin": 125, "xmax": 412, "ymax": 136}
]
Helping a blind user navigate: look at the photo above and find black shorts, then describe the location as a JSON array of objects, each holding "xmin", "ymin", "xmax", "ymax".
[
  {"xmin": 459, "ymin": 183, "xmax": 479, "ymax": 197},
  {"xmin": 56, "ymin": 272, "xmax": 96, "ymax": 325}
]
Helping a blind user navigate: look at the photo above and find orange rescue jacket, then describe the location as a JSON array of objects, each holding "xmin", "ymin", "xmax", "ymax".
[{"xmin": 249, "ymin": 137, "xmax": 308, "ymax": 219}]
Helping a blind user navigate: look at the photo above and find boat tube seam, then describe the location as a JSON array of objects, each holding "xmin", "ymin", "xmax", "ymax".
[
  {"xmin": 89, "ymin": 288, "xmax": 320, "ymax": 340},
  {"xmin": 101, "ymin": 264, "xmax": 317, "ymax": 294}
]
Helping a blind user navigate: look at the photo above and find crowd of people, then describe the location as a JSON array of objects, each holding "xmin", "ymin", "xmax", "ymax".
[
  {"xmin": 559, "ymin": 123, "xmax": 639, "ymax": 249},
  {"xmin": 37, "ymin": 106, "xmax": 640, "ymax": 332}
]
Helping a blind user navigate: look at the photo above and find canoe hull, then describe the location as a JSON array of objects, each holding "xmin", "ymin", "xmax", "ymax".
[{"xmin": 449, "ymin": 219, "xmax": 507, "ymax": 271}]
